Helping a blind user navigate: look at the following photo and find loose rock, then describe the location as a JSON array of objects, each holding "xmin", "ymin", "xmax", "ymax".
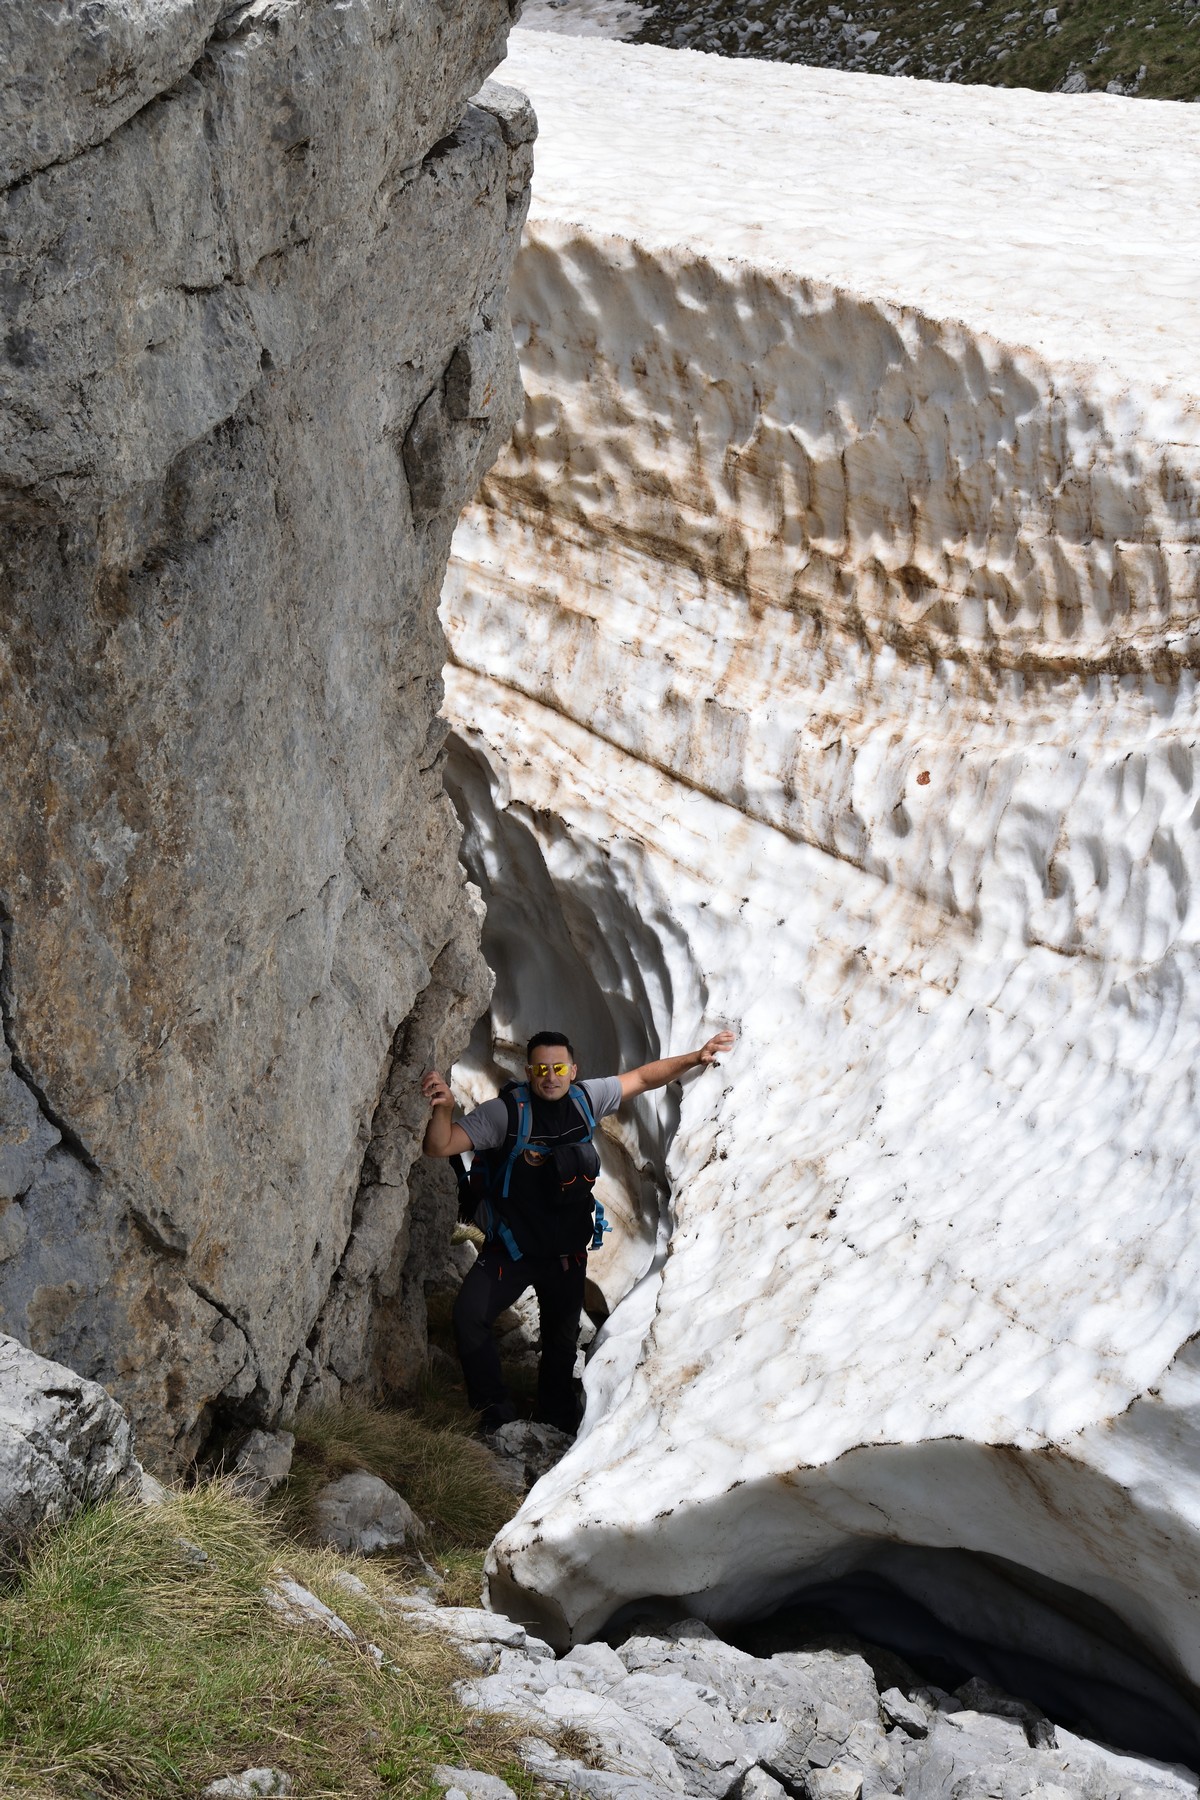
[
  {"xmin": 264, "ymin": 1576, "xmax": 356, "ymax": 1643},
  {"xmin": 610, "ymin": 1668, "xmax": 750, "ymax": 1796},
  {"xmin": 202, "ymin": 1772, "xmax": 292, "ymax": 1799},
  {"xmin": 310, "ymin": 1471, "xmax": 423, "ymax": 1555},
  {"xmin": 878, "ymin": 1688, "xmax": 929, "ymax": 1739},
  {"xmin": 954, "ymin": 1675, "xmax": 1057, "ymax": 1748},
  {"xmin": 0, "ymin": 1335, "xmax": 141, "ymax": 1543},
  {"xmin": 484, "ymin": 1420, "xmax": 575, "ymax": 1492},
  {"xmin": 433, "ymin": 1770, "xmax": 519, "ymax": 1800},
  {"xmin": 451, "ymin": 1621, "xmax": 1200, "ymax": 1800},
  {"xmin": 394, "ymin": 1594, "xmax": 554, "ymax": 1670},
  {"xmin": 739, "ymin": 1771, "xmax": 789, "ymax": 1800},
  {"xmin": 803, "ymin": 1766, "xmax": 862, "ymax": 1800},
  {"xmin": 231, "ymin": 1429, "xmax": 295, "ymax": 1502}
]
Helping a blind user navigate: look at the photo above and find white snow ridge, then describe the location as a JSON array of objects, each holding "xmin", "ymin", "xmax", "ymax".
[{"xmin": 442, "ymin": 28, "xmax": 1200, "ymax": 1752}]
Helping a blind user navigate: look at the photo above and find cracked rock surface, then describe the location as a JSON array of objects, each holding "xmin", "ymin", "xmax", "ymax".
[
  {"xmin": 0, "ymin": 0, "xmax": 528, "ymax": 1470},
  {"xmin": 444, "ymin": 1615, "xmax": 1200, "ymax": 1800}
]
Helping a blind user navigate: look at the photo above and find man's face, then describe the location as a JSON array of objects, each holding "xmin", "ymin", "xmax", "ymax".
[{"xmin": 527, "ymin": 1044, "xmax": 576, "ymax": 1100}]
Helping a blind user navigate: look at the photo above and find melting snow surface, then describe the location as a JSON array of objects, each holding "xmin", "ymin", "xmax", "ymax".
[
  {"xmin": 496, "ymin": 31, "xmax": 1200, "ymax": 393},
  {"xmin": 442, "ymin": 32, "xmax": 1200, "ymax": 1694}
]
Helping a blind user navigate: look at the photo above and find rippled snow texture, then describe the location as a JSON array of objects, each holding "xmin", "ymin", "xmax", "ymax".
[{"xmin": 441, "ymin": 33, "xmax": 1200, "ymax": 1681}]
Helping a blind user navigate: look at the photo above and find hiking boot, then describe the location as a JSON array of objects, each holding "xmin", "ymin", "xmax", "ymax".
[{"xmin": 478, "ymin": 1399, "xmax": 518, "ymax": 1436}]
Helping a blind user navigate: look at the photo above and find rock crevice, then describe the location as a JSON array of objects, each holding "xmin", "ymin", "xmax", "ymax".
[{"xmin": 0, "ymin": 901, "xmax": 100, "ymax": 1181}]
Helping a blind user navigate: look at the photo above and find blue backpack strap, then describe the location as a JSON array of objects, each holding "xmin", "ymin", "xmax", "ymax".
[
  {"xmin": 499, "ymin": 1083, "xmax": 533, "ymax": 1200},
  {"xmin": 568, "ymin": 1082, "xmax": 596, "ymax": 1138},
  {"xmin": 591, "ymin": 1199, "xmax": 612, "ymax": 1251},
  {"xmin": 570, "ymin": 1084, "xmax": 608, "ymax": 1251},
  {"xmin": 496, "ymin": 1219, "xmax": 522, "ymax": 1260}
]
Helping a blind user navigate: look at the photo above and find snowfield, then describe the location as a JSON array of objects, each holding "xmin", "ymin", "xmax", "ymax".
[{"xmin": 442, "ymin": 29, "xmax": 1200, "ymax": 1725}]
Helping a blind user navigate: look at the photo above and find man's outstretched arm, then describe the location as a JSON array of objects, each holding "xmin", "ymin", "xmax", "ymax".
[
  {"xmin": 420, "ymin": 1070, "xmax": 473, "ymax": 1157},
  {"xmin": 618, "ymin": 1030, "xmax": 735, "ymax": 1100}
]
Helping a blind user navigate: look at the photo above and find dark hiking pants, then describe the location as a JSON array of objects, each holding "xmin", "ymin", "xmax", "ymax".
[{"xmin": 452, "ymin": 1241, "xmax": 587, "ymax": 1434}]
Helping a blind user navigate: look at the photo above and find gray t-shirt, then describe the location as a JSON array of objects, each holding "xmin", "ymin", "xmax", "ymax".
[{"xmin": 460, "ymin": 1076, "xmax": 623, "ymax": 1151}]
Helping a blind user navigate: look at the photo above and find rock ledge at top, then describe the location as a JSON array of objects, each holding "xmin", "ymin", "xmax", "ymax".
[
  {"xmin": 0, "ymin": 0, "xmax": 529, "ymax": 1470},
  {"xmin": 440, "ymin": 30, "xmax": 1200, "ymax": 1726}
]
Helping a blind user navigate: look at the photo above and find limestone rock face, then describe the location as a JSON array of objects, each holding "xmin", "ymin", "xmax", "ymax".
[
  {"xmin": 0, "ymin": 1332, "xmax": 141, "ymax": 1541},
  {"xmin": 0, "ymin": 0, "xmax": 530, "ymax": 1469},
  {"xmin": 441, "ymin": 31, "xmax": 1200, "ymax": 1704}
]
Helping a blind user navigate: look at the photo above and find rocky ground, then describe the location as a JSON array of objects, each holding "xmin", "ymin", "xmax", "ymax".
[
  {"xmin": 6, "ymin": 1333, "xmax": 1200, "ymax": 1797},
  {"xmin": 523, "ymin": 0, "xmax": 1200, "ymax": 98},
  {"xmin": 431, "ymin": 1596, "xmax": 1200, "ymax": 1800}
]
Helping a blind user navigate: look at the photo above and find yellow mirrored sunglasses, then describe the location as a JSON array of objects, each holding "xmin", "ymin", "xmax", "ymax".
[{"xmin": 530, "ymin": 1061, "xmax": 571, "ymax": 1078}]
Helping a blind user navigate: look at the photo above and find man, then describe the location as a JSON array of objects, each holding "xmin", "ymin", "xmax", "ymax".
[{"xmin": 421, "ymin": 1026, "xmax": 734, "ymax": 1434}]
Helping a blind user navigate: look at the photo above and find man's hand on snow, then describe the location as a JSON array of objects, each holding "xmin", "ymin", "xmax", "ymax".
[
  {"xmin": 697, "ymin": 1030, "xmax": 735, "ymax": 1068},
  {"xmin": 619, "ymin": 1031, "xmax": 737, "ymax": 1098}
]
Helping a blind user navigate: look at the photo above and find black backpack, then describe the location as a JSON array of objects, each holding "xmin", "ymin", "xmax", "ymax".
[{"xmin": 450, "ymin": 1080, "xmax": 610, "ymax": 1259}]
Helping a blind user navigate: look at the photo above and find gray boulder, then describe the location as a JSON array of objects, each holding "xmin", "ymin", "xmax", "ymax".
[
  {"xmin": 475, "ymin": 1625, "xmax": 1200, "ymax": 1800},
  {"xmin": 739, "ymin": 1771, "xmax": 789, "ymax": 1800},
  {"xmin": 0, "ymin": 1333, "xmax": 141, "ymax": 1541},
  {"xmin": 395, "ymin": 1593, "xmax": 553, "ymax": 1670},
  {"xmin": 801, "ymin": 1768, "xmax": 862, "ymax": 1800},
  {"xmin": 485, "ymin": 1419, "xmax": 574, "ymax": 1492},
  {"xmin": 202, "ymin": 1773, "xmax": 292, "ymax": 1799},
  {"xmin": 310, "ymin": 1471, "xmax": 423, "ymax": 1555},
  {"xmin": 264, "ymin": 1576, "xmax": 356, "ymax": 1643},
  {"xmin": 619, "ymin": 1631, "xmax": 824, "ymax": 1736},
  {"xmin": 460, "ymin": 1665, "xmax": 686, "ymax": 1790},
  {"xmin": 562, "ymin": 1640, "xmax": 631, "ymax": 1687},
  {"xmin": 954, "ymin": 1675, "xmax": 1057, "ymax": 1748},
  {"xmin": 433, "ymin": 1771, "xmax": 517, "ymax": 1800},
  {"xmin": 231, "ymin": 1428, "xmax": 294, "ymax": 1501},
  {"xmin": 520, "ymin": 1735, "xmax": 682, "ymax": 1799},
  {"xmin": 896, "ymin": 1709, "xmax": 1114, "ymax": 1800},
  {"xmin": 771, "ymin": 1651, "xmax": 883, "ymax": 1730},
  {"xmin": 878, "ymin": 1688, "xmax": 930, "ymax": 1739}
]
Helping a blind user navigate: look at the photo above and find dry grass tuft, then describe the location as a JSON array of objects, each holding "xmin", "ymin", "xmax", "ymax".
[
  {"xmin": 278, "ymin": 1398, "xmax": 520, "ymax": 1558},
  {"xmin": 0, "ymin": 1483, "xmax": 536, "ymax": 1800}
]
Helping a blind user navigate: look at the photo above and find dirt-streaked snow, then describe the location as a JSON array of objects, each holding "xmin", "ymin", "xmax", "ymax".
[{"xmin": 442, "ymin": 31, "xmax": 1200, "ymax": 1702}]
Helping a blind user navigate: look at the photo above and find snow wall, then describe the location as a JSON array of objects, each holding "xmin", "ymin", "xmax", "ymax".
[{"xmin": 441, "ymin": 29, "xmax": 1200, "ymax": 1747}]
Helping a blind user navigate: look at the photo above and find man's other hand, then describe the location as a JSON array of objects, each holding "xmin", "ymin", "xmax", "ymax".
[
  {"xmin": 421, "ymin": 1070, "xmax": 454, "ymax": 1109},
  {"xmin": 420, "ymin": 1071, "xmax": 471, "ymax": 1157}
]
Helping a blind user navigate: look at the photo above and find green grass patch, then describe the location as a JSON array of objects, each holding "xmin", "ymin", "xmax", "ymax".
[{"xmin": 0, "ymin": 1484, "xmax": 535, "ymax": 1800}]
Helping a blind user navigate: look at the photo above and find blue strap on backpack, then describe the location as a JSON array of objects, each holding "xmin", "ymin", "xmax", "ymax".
[
  {"xmin": 498, "ymin": 1084, "xmax": 534, "ymax": 1199},
  {"xmin": 591, "ymin": 1201, "xmax": 612, "ymax": 1251}
]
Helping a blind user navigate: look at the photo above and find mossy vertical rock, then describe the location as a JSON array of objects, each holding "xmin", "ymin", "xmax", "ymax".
[{"xmin": 0, "ymin": 1, "xmax": 528, "ymax": 1470}]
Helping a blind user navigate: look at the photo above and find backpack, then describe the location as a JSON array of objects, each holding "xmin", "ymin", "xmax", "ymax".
[{"xmin": 450, "ymin": 1080, "xmax": 612, "ymax": 1259}]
